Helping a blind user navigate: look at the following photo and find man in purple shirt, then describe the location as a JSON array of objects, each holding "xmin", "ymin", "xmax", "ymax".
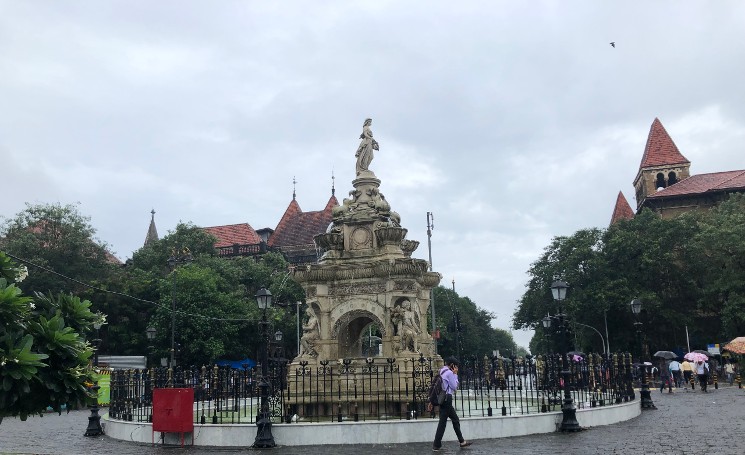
[{"xmin": 433, "ymin": 357, "xmax": 472, "ymax": 451}]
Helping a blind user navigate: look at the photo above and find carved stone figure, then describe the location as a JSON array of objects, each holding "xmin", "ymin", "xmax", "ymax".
[
  {"xmin": 355, "ymin": 118, "xmax": 379, "ymax": 175},
  {"xmin": 392, "ymin": 299, "xmax": 420, "ymax": 353},
  {"xmin": 300, "ymin": 307, "xmax": 320, "ymax": 358}
]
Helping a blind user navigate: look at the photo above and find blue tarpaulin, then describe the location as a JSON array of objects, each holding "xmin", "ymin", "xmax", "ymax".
[{"xmin": 214, "ymin": 358, "xmax": 256, "ymax": 369}]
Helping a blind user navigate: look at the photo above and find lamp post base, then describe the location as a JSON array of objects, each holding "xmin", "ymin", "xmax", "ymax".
[
  {"xmin": 559, "ymin": 399, "xmax": 581, "ymax": 432},
  {"xmin": 639, "ymin": 384, "xmax": 656, "ymax": 409},
  {"xmin": 84, "ymin": 384, "xmax": 104, "ymax": 437},
  {"xmin": 253, "ymin": 415, "xmax": 276, "ymax": 448}
]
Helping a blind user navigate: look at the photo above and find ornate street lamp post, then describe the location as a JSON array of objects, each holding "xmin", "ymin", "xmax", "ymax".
[
  {"xmin": 146, "ymin": 326, "xmax": 156, "ymax": 369},
  {"xmin": 254, "ymin": 287, "xmax": 276, "ymax": 448},
  {"xmin": 84, "ymin": 321, "xmax": 104, "ymax": 437},
  {"xmin": 167, "ymin": 247, "xmax": 193, "ymax": 367},
  {"xmin": 550, "ymin": 280, "xmax": 581, "ymax": 432},
  {"xmin": 630, "ymin": 299, "xmax": 656, "ymax": 409}
]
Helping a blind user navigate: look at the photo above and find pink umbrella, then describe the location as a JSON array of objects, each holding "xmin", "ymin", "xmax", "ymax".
[{"xmin": 684, "ymin": 352, "xmax": 708, "ymax": 362}]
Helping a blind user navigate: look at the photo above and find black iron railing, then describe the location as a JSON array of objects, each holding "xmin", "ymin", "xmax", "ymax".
[{"xmin": 109, "ymin": 353, "xmax": 635, "ymax": 424}]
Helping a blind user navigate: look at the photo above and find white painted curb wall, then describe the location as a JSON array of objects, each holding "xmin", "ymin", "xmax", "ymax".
[{"xmin": 103, "ymin": 400, "xmax": 640, "ymax": 447}]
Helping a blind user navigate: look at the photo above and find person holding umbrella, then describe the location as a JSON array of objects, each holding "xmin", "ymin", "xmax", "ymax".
[
  {"xmin": 658, "ymin": 360, "xmax": 672, "ymax": 393},
  {"xmin": 695, "ymin": 359, "xmax": 709, "ymax": 392},
  {"xmin": 685, "ymin": 352, "xmax": 710, "ymax": 392}
]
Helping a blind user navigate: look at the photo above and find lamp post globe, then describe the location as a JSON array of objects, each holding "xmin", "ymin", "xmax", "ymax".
[
  {"xmin": 630, "ymin": 299, "xmax": 656, "ymax": 410},
  {"xmin": 550, "ymin": 280, "xmax": 568, "ymax": 302},
  {"xmin": 253, "ymin": 287, "xmax": 276, "ymax": 448}
]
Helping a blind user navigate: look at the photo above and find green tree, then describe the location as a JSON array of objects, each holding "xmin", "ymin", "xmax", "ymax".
[
  {"xmin": 0, "ymin": 202, "xmax": 118, "ymax": 297},
  {"xmin": 514, "ymin": 197, "xmax": 745, "ymax": 357},
  {"xmin": 0, "ymin": 252, "xmax": 99, "ymax": 422},
  {"xmin": 126, "ymin": 223, "xmax": 305, "ymax": 365},
  {"xmin": 433, "ymin": 286, "xmax": 517, "ymax": 360},
  {"xmin": 690, "ymin": 194, "xmax": 745, "ymax": 341}
]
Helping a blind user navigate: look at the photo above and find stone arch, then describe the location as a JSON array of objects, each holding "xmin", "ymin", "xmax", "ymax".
[
  {"xmin": 655, "ymin": 172, "xmax": 667, "ymax": 190},
  {"xmin": 668, "ymin": 171, "xmax": 678, "ymax": 185},
  {"xmin": 331, "ymin": 309, "xmax": 387, "ymax": 358}
]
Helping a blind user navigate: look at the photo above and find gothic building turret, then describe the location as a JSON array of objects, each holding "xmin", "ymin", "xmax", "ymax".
[{"xmin": 632, "ymin": 118, "xmax": 691, "ymax": 211}]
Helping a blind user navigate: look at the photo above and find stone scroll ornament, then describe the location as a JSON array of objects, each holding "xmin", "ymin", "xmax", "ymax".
[
  {"xmin": 355, "ymin": 118, "xmax": 379, "ymax": 176},
  {"xmin": 299, "ymin": 307, "xmax": 320, "ymax": 358}
]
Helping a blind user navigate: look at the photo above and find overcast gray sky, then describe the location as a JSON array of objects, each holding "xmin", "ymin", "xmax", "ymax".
[{"xmin": 2, "ymin": 1, "xmax": 744, "ymax": 349}]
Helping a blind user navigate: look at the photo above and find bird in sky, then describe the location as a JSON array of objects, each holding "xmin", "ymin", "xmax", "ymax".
[{"xmin": 610, "ymin": 42, "xmax": 615, "ymax": 48}]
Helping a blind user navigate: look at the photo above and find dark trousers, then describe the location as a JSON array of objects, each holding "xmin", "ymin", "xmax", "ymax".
[
  {"xmin": 697, "ymin": 374, "xmax": 708, "ymax": 391},
  {"xmin": 671, "ymin": 370, "xmax": 682, "ymax": 387},
  {"xmin": 433, "ymin": 395, "xmax": 464, "ymax": 448},
  {"xmin": 684, "ymin": 371, "xmax": 692, "ymax": 387}
]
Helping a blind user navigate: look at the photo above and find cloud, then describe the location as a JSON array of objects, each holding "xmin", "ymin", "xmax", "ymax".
[{"xmin": 2, "ymin": 1, "xmax": 745, "ymax": 350}]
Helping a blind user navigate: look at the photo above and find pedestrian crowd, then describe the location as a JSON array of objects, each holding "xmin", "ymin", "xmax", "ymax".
[{"xmin": 650, "ymin": 355, "xmax": 739, "ymax": 393}]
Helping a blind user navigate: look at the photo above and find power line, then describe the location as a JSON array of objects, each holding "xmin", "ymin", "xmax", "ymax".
[{"xmin": 2, "ymin": 251, "xmax": 256, "ymax": 323}]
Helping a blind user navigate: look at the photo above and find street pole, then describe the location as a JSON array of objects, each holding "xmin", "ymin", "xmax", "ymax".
[
  {"xmin": 551, "ymin": 280, "xmax": 580, "ymax": 432},
  {"xmin": 631, "ymin": 299, "xmax": 656, "ymax": 410},
  {"xmin": 604, "ymin": 309, "xmax": 611, "ymax": 354},
  {"xmin": 84, "ymin": 323, "xmax": 104, "ymax": 437},
  {"xmin": 168, "ymin": 247, "xmax": 193, "ymax": 368},
  {"xmin": 296, "ymin": 301, "xmax": 301, "ymax": 357},
  {"xmin": 170, "ymin": 271, "xmax": 176, "ymax": 367},
  {"xmin": 427, "ymin": 212, "xmax": 436, "ymax": 355},
  {"xmin": 254, "ymin": 287, "xmax": 276, "ymax": 448}
]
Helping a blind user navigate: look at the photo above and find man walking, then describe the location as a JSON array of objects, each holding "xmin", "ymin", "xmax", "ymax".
[
  {"xmin": 669, "ymin": 360, "xmax": 682, "ymax": 388},
  {"xmin": 681, "ymin": 359, "xmax": 693, "ymax": 389},
  {"xmin": 695, "ymin": 360, "xmax": 709, "ymax": 392},
  {"xmin": 433, "ymin": 357, "xmax": 472, "ymax": 451}
]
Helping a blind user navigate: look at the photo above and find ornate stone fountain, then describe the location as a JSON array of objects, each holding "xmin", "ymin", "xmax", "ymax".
[{"xmin": 286, "ymin": 118, "xmax": 441, "ymax": 419}]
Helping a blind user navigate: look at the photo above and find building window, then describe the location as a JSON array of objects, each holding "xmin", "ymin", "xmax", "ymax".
[
  {"xmin": 668, "ymin": 172, "xmax": 678, "ymax": 185},
  {"xmin": 655, "ymin": 173, "xmax": 667, "ymax": 190}
]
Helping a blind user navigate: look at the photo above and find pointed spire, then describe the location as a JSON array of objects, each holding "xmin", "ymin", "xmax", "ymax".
[
  {"xmin": 331, "ymin": 169, "xmax": 335, "ymax": 196},
  {"xmin": 639, "ymin": 118, "xmax": 690, "ymax": 169},
  {"xmin": 293, "ymin": 176, "xmax": 297, "ymax": 201},
  {"xmin": 610, "ymin": 191, "xmax": 635, "ymax": 225},
  {"xmin": 144, "ymin": 209, "xmax": 159, "ymax": 246}
]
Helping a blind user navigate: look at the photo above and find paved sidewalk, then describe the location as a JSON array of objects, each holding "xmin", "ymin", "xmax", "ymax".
[{"xmin": 1, "ymin": 385, "xmax": 742, "ymax": 454}]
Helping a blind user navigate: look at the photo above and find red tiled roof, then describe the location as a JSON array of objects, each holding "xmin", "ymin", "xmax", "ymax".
[
  {"xmin": 269, "ymin": 195, "xmax": 339, "ymax": 248},
  {"xmin": 648, "ymin": 170, "xmax": 745, "ymax": 199},
  {"xmin": 639, "ymin": 118, "xmax": 690, "ymax": 169},
  {"xmin": 610, "ymin": 191, "xmax": 635, "ymax": 225},
  {"xmin": 202, "ymin": 223, "xmax": 262, "ymax": 248}
]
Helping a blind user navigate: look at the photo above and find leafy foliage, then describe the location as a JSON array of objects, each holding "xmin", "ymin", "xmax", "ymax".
[
  {"xmin": 126, "ymin": 224, "xmax": 304, "ymax": 365},
  {"xmin": 514, "ymin": 194, "xmax": 745, "ymax": 356},
  {"xmin": 0, "ymin": 202, "xmax": 118, "ymax": 297},
  {"xmin": 0, "ymin": 252, "xmax": 96, "ymax": 422},
  {"xmin": 432, "ymin": 286, "xmax": 517, "ymax": 359}
]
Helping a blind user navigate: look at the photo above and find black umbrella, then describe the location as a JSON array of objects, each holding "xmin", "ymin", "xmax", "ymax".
[{"xmin": 653, "ymin": 350, "xmax": 677, "ymax": 360}]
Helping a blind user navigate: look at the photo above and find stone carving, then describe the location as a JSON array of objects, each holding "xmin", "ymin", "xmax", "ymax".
[
  {"xmin": 314, "ymin": 232, "xmax": 343, "ymax": 251},
  {"xmin": 351, "ymin": 227, "xmax": 373, "ymax": 249},
  {"xmin": 400, "ymin": 239, "xmax": 420, "ymax": 257},
  {"xmin": 299, "ymin": 307, "xmax": 320, "ymax": 358},
  {"xmin": 329, "ymin": 282, "xmax": 387, "ymax": 296},
  {"xmin": 374, "ymin": 226, "xmax": 407, "ymax": 246},
  {"xmin": 355, "ymin": 118, "xmax": 379, "ymax": 176},
  {"xmin": 393, "ymin": 280, "xmax": 417, "ymax": 292},
  {"xmin": 391, "ymin": 299, "xmax": 420, "ymax": 353}
]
